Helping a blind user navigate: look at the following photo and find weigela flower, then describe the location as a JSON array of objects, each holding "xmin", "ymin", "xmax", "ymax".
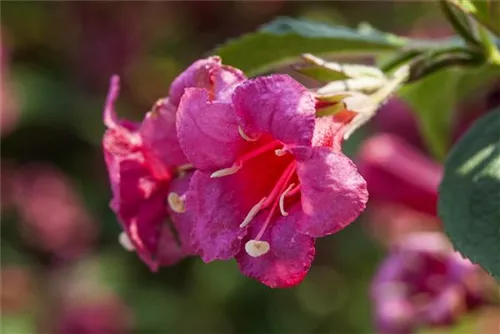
[
  {"xmin": 177, "ymin": 73, "xmax": 368, "ymax": 287},
  {"xmin": 102, "ymin": 56, "xmax": 244, "ymax": 271},
  {"xmin": 358, "ymin": 134, "xmax": 442, "ymax": 216},
  {"xmin": 371, "ymin": 232, "xmax": 488, "ymax": 334}
]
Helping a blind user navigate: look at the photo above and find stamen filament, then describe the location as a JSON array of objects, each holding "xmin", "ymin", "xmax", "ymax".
[
  {"xmin": 240, "ymin": 197, "xmax": 267, "ymax": 228},
  {"xmin": 255, "ymin": 164, "xmax": 297, "ymax": 241},
  {"xmin": 210, "ymin": 164, "xmax": 242, "ymax": 178},
  {"xmin": 279, "ymin": 183, "xmax": 296, "ymax": 216},
  {"xmin": 286, "ymin": 184, "xmax": 301, "ymax": 197},
  {"xmin": 238, "ymin": 126, "xmax": 260, "ymax": 142},
  {"xmin": 167, "ymin": 192, "xmax": 186, "ymax": 213},
  {"xmin": 262, "ymin": 163, "xmax": 296, "ymax": 208},
  {"xmin": 237, "ymin": 140, "xmax": 282, "ymax": 165}
]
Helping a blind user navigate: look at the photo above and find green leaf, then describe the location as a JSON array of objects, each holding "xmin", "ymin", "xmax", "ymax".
[
  {"xmin": 438, "ymin": 109, "xmax": 500, "ymax": 281},
  {"xmin": 453, "ymin": 0, "xmax": 500, "ymax": 37},
  {"xmin": 399, "ymin": 65, "xmax": 500, "ymax": 160},
  {"xmin": 214, "ymin": 17, "xmax": 409, "ymax": 76}
]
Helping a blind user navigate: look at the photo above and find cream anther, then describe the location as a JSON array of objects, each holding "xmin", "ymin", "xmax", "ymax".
[
  {"xmin": 245, "ymin": 240, "xmax": 270, "ymax": 257},
  {"xmin": 167, "ymin": 192, "xmax": 186, "ymax": 213},
  {"xmin": 119, "ymin": 232, "xmax": 135, "ymax": 251},
  {"xmin": 279, "ymin": 183, "xmax": 295, "ymax": 216},
  {"xmin": 210, "ymin": 164, "xmax": 242, "ymax": 178},
  {"xmin": 240, "ymin": 197, "xmax": 267, "ymax": 228},
  {"xmin": 275, "ymin": 148, "xmax": 288, "ymax": 156},
  {"xmin": 238, "ymin": 126, "xmax": 260, "ymax": 142}
]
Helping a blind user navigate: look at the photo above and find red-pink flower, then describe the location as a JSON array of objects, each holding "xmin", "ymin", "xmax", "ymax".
[
  {"xmin": 371, "ymin": 232, "xmax": 488, "ymax": 334},
  {"xmin": 358, "ymin": 134, "xmax": 442, "ymax": 216},
  {"xmin": 177, "ymin": 74, "xmax": 368, "ymax": 287},
  {"xmin": 102, "ymin": 56, "xmax": 244, "ymax": 270}
]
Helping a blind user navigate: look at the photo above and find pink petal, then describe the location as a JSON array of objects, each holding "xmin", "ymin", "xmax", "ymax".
[
  {"xmin": 236, "ymin": 206, "xmax": 315, "ymax": 288},
  {"xmin": 167, "ymin": 171, "xmax": 196, "ymax": 255},
  {"xmin": 140, "ymin": 99, "xmax": 188, "ymax": 168},
  {"xmin": 103, "ymin": 75, "xmax": 140, "ymax": 131},
  {"xmin": 292, "ymin": 146, "xmax": 368, "ymax": 237},
  {"xmin": 115, "ymin": 158, "xmax": 182, "ymax": 271},
  {"xmin": 176, "ymin": 88, "xmax": 246, "ymax": 171},
  {"xmin": 186, "ymin": 171, "xmax": 250, "ymax": 262},
  {"xmin": 233, "ymin": 74, "xmax": 316, "ymax": 146},
  {"xmin": 169, "ymin": 56, "xmax": 245, "ymax": 107},
  {"xmin": 312, "ymin": 110, "xmax": 356, "ymax": 151}
]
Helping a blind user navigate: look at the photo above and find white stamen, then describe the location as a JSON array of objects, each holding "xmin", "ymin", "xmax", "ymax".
[
  {"xmin": 275, "ymin": 148, "xmax": 287, "ymax": 156},
  {"xmin": 240, "ymin": 197, "xmax": 267, "ymax": 228},
  {"xmin": 210, "ymin": 164, "xmax": 242, "ymax": 178},
  {"xmin": 167, "ymin": 192, "xmax": 185, "ymax": 213},
  {"xmin": 119, "ymin": 232, "xmax": 135, "ymax": 251},
  {"xmin": 279, "ymin": 183, "xmax": 295, "ymax": 216},
  {"xmin": 238, "ymin": 126, "xmax": 260, "ymax": 142},
  {"xmin": 245, "ymin": 240, "xmax": 270, "ymax": 257}
]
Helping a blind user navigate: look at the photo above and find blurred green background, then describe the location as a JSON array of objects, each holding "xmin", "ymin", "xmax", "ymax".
[{"xmin": 0, "ymin": 2, "xmax": 478, "ymax": 333}]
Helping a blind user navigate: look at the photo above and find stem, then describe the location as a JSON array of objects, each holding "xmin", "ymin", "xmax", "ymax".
[
  {"xmin": 440, "ymin": 0, "xmax": 480, "ymax": 46},
  {"xmin": 478, "ymin": 25, "xmax": 500, "ymax": 65}
]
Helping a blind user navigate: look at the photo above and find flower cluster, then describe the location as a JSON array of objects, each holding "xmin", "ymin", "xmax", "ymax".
[
  {"xmin": 102, "ymin": 57, "xmax": 369, "ymax": 287},
  {"xmin": 371, "ymin": 232, "xmax": 488, "ymax": 334}
]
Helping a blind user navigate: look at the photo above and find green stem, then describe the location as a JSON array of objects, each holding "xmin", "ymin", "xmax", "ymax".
[
  {"xmin": 440, "ymin": 0, "xmax": 480, "ymax": 46},
  {"xmin": 478, "ymin": 25, "xmax": 500, "ymax": 65}
]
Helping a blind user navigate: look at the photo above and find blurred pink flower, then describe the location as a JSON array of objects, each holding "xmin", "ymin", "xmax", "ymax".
[
  {"xmin": 56, "ymin": 295, "xmax": 132, "ymax": 334},
  {"xmin": 4, "ymin": 163, "xmax": 96, "ymax": 260},
  {"xmin": 178, "ymin": 73, "xmax": 368, "ymax": 287},
  {"xmin": 371, "ymin": 232, "xmax": 488, "ymax": 334},
  {"xmin": 358, "ymin": 133, "xmax": 442, "ymax": 216}
]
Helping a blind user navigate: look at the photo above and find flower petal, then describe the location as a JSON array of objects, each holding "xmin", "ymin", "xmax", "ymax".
[
  {"xmin": 236, "ymin": 206, "xmax": 315, "ymax": 288},
  {"xmin": 169, "ymin": 56, "xmax": 245, "ymax": 107},
  {"xmin": 292, "ymin": 146, "xmax": 368, "ymax": 237},
  {"xmin": 113, "ymin": 158, "xmax": 181, "ymax": 271},
  {"xmin": 167, "ymin": 171, "xmax": 196, "ymax": 255},
  {"xmin": 186, "ymin": 171, "xmax": 248, "ymax": 262},
  {"xmin": 103, "ymin": 75, "xmax": 140, "ymax": 131},
  {"xmin": 140, "ymin": 99, "xmax": 188, "ymax": 168},
  {"xmin": 233, "ymin": 74, "xmax": 316, "ymax": 146},
  {"xmin": 176, "ymin": 88, "xmax": 245, "ymax": 171}
]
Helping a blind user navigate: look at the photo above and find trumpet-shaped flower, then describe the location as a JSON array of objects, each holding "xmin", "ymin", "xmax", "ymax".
[
  {"xmin": 177, "ymin": 74, "xmax": 368, "ymax": 287},
  {"xmin": 102, "ymin": 57, "xmax": 245, "ymax": 270}
]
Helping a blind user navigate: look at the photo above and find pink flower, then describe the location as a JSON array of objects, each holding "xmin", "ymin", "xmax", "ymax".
[
  {"xmin": 371, "ymin": 232, "xmax": 488, "ymax": 334},
  {"xmin": 358, "ymin": 134, "xmax": 442, "ymax": 216},
  {"xmin": 56, "ymin": 296, "xmax": 133, "ymax": 334},
  {"xmin": 177, "ymin": 74, "xmax": 368, "ymax": 287},
  {"xmin": 102, "ymin": 56, "xmax": 244, "ymax": 270},
  {"xmin": 2, "ymin": 163, "xmax": 96, "ymax": 260}
]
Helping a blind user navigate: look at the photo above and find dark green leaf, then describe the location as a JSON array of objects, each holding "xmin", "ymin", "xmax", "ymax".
[
  {"xmin": 399, "ymin": 65, "xmax": 500, "ymax": 160},
  {"xmin": 438, "ymin": 109, "xmax": 500, "ymax": 280},
  {"xmin": 214, "ymin": 17, "xmax": 409, "ymax": 76}
]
